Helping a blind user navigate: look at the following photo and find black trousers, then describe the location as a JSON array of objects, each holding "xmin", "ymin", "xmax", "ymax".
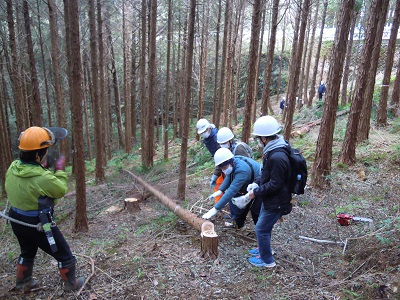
[
  {"xmin": 9, "ymin": 208, "xmax": 74, "ymax": 263},
  {"xmin": 234, "ymin": 197, "xmax": 262, "ymax": 229}
]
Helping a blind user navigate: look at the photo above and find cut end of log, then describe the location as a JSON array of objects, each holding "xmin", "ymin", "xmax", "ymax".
[{"xmin": 124, "ymin": 198, "xmax": 141, "ymax": 212}]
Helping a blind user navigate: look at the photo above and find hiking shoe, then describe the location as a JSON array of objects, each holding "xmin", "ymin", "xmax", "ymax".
[
  {"xmin": 248, "ymin": 256, "xmax": 276, "ymax": 268},
  {"xmin": 248, "ymin": 248, "xmax": 275, "ymax": 256},
  {"xmin": 224, "ymin": 220, "xmax": 238, "ymax": 229}
]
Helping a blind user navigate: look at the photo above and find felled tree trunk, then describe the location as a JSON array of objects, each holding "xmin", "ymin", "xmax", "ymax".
[{"xmin": 124, "ymin": 170, "xmax": 219, "ymax": 258}]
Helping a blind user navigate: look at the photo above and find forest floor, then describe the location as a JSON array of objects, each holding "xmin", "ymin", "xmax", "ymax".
[{"xmin": 1, "ymin": 100, "xmax": 399, "ymax": 300}]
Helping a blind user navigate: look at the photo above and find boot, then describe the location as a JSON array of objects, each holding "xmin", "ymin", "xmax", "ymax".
[
  {"xmin": 16, "ymin": 257, "xmax": 39, "ymax": 293},
  {"xmin": 58, "ymin": 258, "xmax": 85, "ymax": 291}
]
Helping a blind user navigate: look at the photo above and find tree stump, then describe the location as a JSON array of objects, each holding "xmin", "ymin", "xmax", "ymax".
[
  {"xmin": 124, "ymin": 198, "xmax": 141, "ymax": 212},
  {"xmin": 200, "ymin": 222, "xmax": 218, "ymax": 259}
]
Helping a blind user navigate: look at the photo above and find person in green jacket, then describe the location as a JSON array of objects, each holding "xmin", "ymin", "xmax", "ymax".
[{"xmin": 5, "ymin": 126, "xmax": 84, "ymax": 292}]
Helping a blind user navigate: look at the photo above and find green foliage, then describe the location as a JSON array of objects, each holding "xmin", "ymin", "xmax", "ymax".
[
  {"xmin": 390, "ymin": 119, "xmax": 400, "ymax": 134},
  {"xmin": 326, "ymin": 270, "xmax": 335, "ymax": 277},
  {"xmin": 340, "ymin": 289, "xmax": 362, "ymax": 299}
]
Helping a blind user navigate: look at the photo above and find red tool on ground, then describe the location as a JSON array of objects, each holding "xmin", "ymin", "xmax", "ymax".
[{"xmin": 336, "ymin": 213, "xmax": 373, "ymax": 226}]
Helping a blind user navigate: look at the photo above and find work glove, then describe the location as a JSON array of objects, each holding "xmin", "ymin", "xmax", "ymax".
[
  {"xmin": 202, "ymin": 207, "xmax": 218, "ymax": 219},
  {"xmin": 246, "ymin": 182, "xmax": 259, "ymax": 192},
  {"xmin": 232, "ymin": 193, "xmax": 251, "ymax": 209},
  {"xmin": 55, "ymin": 155, "xmax": 66, "ymax": 171},
  {"xmin": 207, "ymin": 190, "xmax": 222, "ymax": 201},
  {"xmin": 209, "ymin": 174, "xmax": 218, "ymax": 188}
]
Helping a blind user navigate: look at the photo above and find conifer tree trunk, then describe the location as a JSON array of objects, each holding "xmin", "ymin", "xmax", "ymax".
[
  {"xmin": 6, "ymin": 0, "xmax": 26, "ymax": 133},
  {"xmin": 89, "ymin": 0, "xmax": 105, "ymax": 182},
  {"xmin": 340, "ymin": 0, "xmax": 382, "ymax": 165},
  {"xmin": 23, "ymin": 0, "xmax": 42, "ymax": 126},
  {"xmin": 307, "ymin": 0, "xmax": 328, "ymax": 107},
  {"xmin": 275, "ymin": 14, "xmax": 286, "ymax": 104},
  {"xmin": 147, "ymin": 0, "xmax": 157, "ymax": 167},
  {"xmin": 131, "ymin": 29, "xmax": 138, "ymax": 144},
  {"xmin": 358, "ymin": 0, "xmax": 389, "ymax": 142},
  {"xmin": 65, "ymin": 0, "xmax": 88, "ymax": 232},
  {"xmin": 140, "ymin": 0, "xmax": 148, "ymax": 166},
  {"xmin": 123, "ymin": 3, "xmax": 132, "ymax": 154},
  {"xmin": 212, "ymin": 0, "xmax": 222, "ymax": 125},
  {"xmin": 283, "ymin": 0, "xmax": 310, "ymax": 141},
  {"xmin": 377, "ymin": 0, "xmax": 400, "ymax": 125},
  {"xmin": 242, "ymin": 0, "xmax": 262, "ymax": 143},
  {"xmin": 164, "ymin": 0, "xmax": 173, "ymax": 160},
  {"xmin": 341, "ymin": 9, "xmax": 359, "ymax": 107},
  {"xmin": 219, "ymin": 0, "xmax": 230, "ymax": 126},
  {"xmin": 311, "ymin": 0, "xmax": 356, "ymax": 187},
  {"xmin": 178, "ymin": 0, "xmax": 196, "ymax": 200},
  {"xmin": 261, "ymin": 0, "xmax": 280, "ymax": 115},
  {"xmin": 390, "ymin": 59, "xmax": 400, "ymax": 117},
  {"xmin": 197, "ymin": 0, "xmax": 209, "ymax": 122}
]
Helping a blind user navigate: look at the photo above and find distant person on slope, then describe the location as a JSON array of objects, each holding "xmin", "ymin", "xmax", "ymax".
[{"xmin": 318, "ymin": 81, "xmax": 326, "ymax": 101}]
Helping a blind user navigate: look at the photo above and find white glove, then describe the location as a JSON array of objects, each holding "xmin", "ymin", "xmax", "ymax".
[
  {"xmin": 232, "ymin": 194, "xmax": 251, "ymax": 209},
  {"xmin": 207, "ymin": 190, "xmax": 223, "ymax": 201},
  {"xmin": 202, "ymin": 207, "xmax": 218, "ymax": 219},
  {"xmin": 246, "ymin": 182, "xmax": 259, "ymax": 192},
  {"xmin": 209, "ymin": 175, "xmax": 218, "ymax": 188}
]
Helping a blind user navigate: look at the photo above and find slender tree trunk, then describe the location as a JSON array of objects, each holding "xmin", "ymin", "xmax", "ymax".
[
  {"xmin": 242, "ymin": 0, "xmax": 262, "ymax": 143},
  {"xmin": 89, "ymin": 0, "xmax": 105, "ymax": 182},
  {"xmin": 164, "ymin": 0, "xmax": 173, "ymax": 160},
  {"xmin": 261, "ymin": 0, "xmax": 280, "ymax": 115},
  {"xmin": 307, "ymin": 0, "xmax": 328, "ymax": 107},
  {"xmin": 147, "ymin": 0, "xmax": 157, "ymax": 167},
  {"xmin": 7, "ymin": 0, "xmax": 26, "ymax": 133},
  {"xmin": 341, "ymin": 10, "xmax": 358, "ymax": 107},
  {"xmin": 65, "ymin": 0, "xmax": 88, "ymax": 232},
  {"xmin": 311, "ymin": 0, "xmax": 356, "ymax": 187},
  {"xmin": 377, "ymin": 0, "xmax": 400, "ymax": 125},
  {"xmin": 340, "ymin": 0, "xmax": 382, "ymax": 165},
  {"xmin": 275, "ymin": 14, "xmax": 286, "ymax": 104},
  {"xmin": 197, "ymin": 0, "xmax": 209, "ymax": 122},
  {"xmin": 131, "ymin": 30, "xmax": 138, "ymax": 144},
  {"xmin": 140, "ymin": 0, "xmax": 148, "ymax": 165},
  {"xmin": 283, "ymin": 0, "xmax": 310, "ymax": 141},
  {"xmin": 178, "ymin": 0, "xmax": 196, "ymax": 200},
  {"xmin": 23, "ymin": 0, "xmax": 42, "ymax": 126},
  {"xmin": 212, "ymin": 0, "xmax": 222, "ymax": 124},
  {"xmin": 390, "ymin": 59, "xmax": 400, "ymax": 117},
  {"xmin": 358, "ymin": 0, "xmax": 389, "ymax": 142},
  {"xmin": 219, "ymin": 0, "xmax": 230, "ymax": 126},
  {"xmin": 302, "ymin": 0, "xmax": 319, "ymax": 107}
]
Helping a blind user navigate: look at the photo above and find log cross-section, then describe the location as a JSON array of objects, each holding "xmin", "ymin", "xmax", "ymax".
[{"xmin": 124, "ymin": 170, "xmax": 219, "ymax": 258}]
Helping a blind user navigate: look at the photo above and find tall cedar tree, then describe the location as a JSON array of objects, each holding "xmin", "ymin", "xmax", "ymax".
[
  {"xmin": 146, "ymin": 0, "xmax": 157, "ymax": 167},
  {"xmin": 65, "ymin": 0, "xmax": 88, "ymax": 231},
  {"xmin": 341, "ymin": 8, "xmax": 360, "ymax": 106},
  {"xmin": 7, "ymin": 0, "xmax": 26, "ymax": 133},
  {"xmin": 377, "ymin": 0, "xmax": 400, "ymax": 125},
  {"xmin": 89, "ymin": 0, "xmax": 105, "ymax": 182},
  {"xmin": 311, "ymin": 0, "xmax": 356, "ymax": 187},
  {"xmin": 340, "ymin": 0, "xmax": 382, "ymax": 165},
  {"xmin": 123, "ymin": 2, "xmax": 132, "ymax": 154},
  {"xmin": 212, "ymin": 0, "xmax": 222, "ymax": 125},
  {"xmin": 178, "ymin": 0, "xmax": 196, "ymax": 200},
  {"xmin": 23, "ymin": 0, "xmax": 42, "ymax": 126},
  {"xmin": 283, "ymin": 0, "xmax": 310, "ymax": 141},
  {"xmin": 140, "ymin": 0, "xmax": 148, "ymax": 166},
  {"xmin": 358, "ymin": 0, "xmax": 389, "ymax": 142},
  {"xmin": 390, "ymin": 59, "xmax": 400, "ymax": 116},
  {"xmin": 307, "ymin": 0, "xmax": 328, "ymax": 107},
  {"xmin": 165, "ymin": 0, "xmax": 173, "ymax": 160},
  {"xmin": 261, "ymin": 0, "xmax": 280, "ymax": 115},
  {"xmin": 242, "ymin": 0, "xmax": 262, "ymax": 143}
]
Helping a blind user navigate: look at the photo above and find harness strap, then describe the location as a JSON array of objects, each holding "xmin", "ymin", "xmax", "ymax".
[{"xmin": 0, "ymin": 200, "xmax": 43, "ymax": 231}]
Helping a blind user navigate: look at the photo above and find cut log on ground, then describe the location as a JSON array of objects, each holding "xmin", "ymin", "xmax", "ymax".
[
  {"xmin": 291, "ymin": 108, "xmax": 350, "ymax": 138},
  {"xmin": 124, "ymin": 198, "xmax": 141, "ymax": 212},
  {"xmin": 124, "ymin": 169, "xmax": 219, "ymax": 258}
]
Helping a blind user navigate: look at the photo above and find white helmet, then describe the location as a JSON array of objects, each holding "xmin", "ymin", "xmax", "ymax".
[
  {"xmin": 252, "ymin": 116, "xmax": 281, "ymax": 136},
  {"xmin": 217, "ymin": 127, "xmax": 234, "ymax": 144},
  {"xmin": 214, "ymin": 148, "xmax": 234, "ymax": 166},
  {"xmin": 196, "ymin": 118, "xmax": 210, "ymax": 134}
]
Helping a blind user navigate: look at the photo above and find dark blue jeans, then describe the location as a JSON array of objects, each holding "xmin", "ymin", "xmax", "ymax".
[
  {"xmin": 255, "ymin": 203, "xmax": 282, "ymax": 264},
  {"xmin": 229, "ymin": 197, "xmax": 262, "ymax": 229}
]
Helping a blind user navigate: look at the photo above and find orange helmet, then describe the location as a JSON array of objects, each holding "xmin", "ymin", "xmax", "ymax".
[{"xmin": 18, "ymin": 127, "xmax": 55, "ymax": 151}]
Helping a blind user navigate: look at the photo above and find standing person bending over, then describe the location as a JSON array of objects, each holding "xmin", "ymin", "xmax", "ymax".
[
  {"xmin": 5, "ymin": 127, "xmax": 85, "ymax": 292},
  {"xmin": 247, "ymin": 116, "xmax": 292, "ymax": 268},
  {"xmin": 217, "ymin": 127, "xmax": 253, "ymax": 158},
  {"xmin": 202, "ymin": 148, "xmax": 261, "ymax": 229}
]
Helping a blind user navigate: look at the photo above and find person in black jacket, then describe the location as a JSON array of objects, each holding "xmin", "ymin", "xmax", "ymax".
[
  {"xmin": 246, "ymin": 116, "xmax": 292, "ymax": 268},
  {"xmin": 318, "ymin": 81, "xmax": 326, "ymax": 100}
]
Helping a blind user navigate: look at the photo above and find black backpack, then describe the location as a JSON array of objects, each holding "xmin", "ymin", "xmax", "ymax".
[
  {"xmin": 287, "ymin": 148, "xmax": 307, "ymax": 194},
  {"xmin": 271, "ymin": 147, "xmax": 307, "ymax": 195}
]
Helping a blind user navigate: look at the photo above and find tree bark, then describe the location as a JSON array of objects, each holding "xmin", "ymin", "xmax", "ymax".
[
  {"xmin": 123, "ymin": 2, "xmax": 132, "ymax": 154},
  {"xmin": 140, "ymin": 0, "xmax": 148, "ymax": 165},
  {"xmin": 242, "ymin": 0, "xmax": 262, "ymax": 143},
  {"xmin": 307, "ymin": 0, "xmax": 328, "ymax": 107},
  {"xmin": 65, "ymin": 0, "xmax": 88, "ymax": 232},
  {"xmin": 358, "ymin": 0, "xmax": 389, "ymax": 142},
  {"xmin": 377, "ymin": 0, "xmax": 400, "ymax": 125},
  {"xmin": 340, "ymin": 0, "xmax": 382, "ymax": 165},
  {"xmin": 177, "ymin": 0, "xmax": 196, "ymax": 200},
  {"xmin": 212, "ymin": 0, "xmax": 222, "ymax": 125},
  {"xmin": 389, "ymin": 58, "xmax": 400, "ymax": 117}
]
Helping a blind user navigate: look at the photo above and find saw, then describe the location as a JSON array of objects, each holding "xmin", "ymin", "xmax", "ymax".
[{"xmin": 336, "ymin": 212, "xmax": 373, "ymax": 226}]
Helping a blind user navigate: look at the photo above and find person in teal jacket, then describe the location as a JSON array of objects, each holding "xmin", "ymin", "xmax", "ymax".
[
  {"xmin": 5, "ymin": 126, "xmax": 84, "ymax": 292},
  {"xmin": 202, "ymin": 148, "xmax": 261, "ymax": 229}
]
